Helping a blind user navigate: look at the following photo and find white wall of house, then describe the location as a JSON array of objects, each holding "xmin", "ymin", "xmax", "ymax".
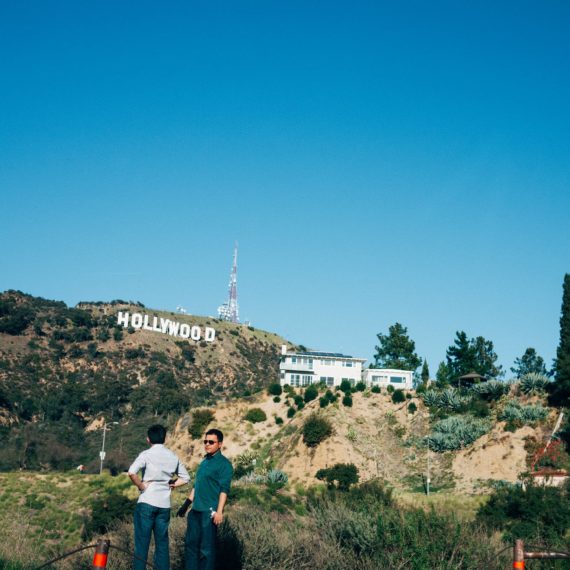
[
  {"xmin": 279, "ymin": 346, "xmax": 366, "ymax": 388},
  {"xmin": 361, "ymin": 368, "xmax": 414, "ymax": 390}
]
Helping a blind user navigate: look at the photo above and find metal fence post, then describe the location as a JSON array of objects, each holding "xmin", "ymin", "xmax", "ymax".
[
  {"xmin": 92, "ymin": 539, "xmax": 111, "ymax": 569},
  {"xmin": 513, "ymin": 539, "xmax": 525, "ymax": 569}
]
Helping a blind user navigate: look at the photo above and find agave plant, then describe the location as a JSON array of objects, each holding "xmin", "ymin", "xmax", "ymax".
[
  {"xmin": 439, "ymin": 388, "xmax": 471, "ymax": 411},
  {"xmin": 519, "ymin": 373, "xmax": 550, "ymax": 395},
  {"xmin": 238, "ymin": 472, "xmax": 266, "ymax": 485},
  {"xmin": 471, "ymin": 380, "xmax": 510, "ymax": 400},
  {"xmin": 499, "ymin": 400, "xmax": 548, "ymax": 424},
  {"xmin": 266, "ymin": 469, "xmax": 289, "ymax": 485},
  {"xmin": 425, "ymin": 415, "xmax": 491, "ymax": 452},
  {"xmin": 421, "ymin": 390, "xmax": 440, "ymax": 408}
]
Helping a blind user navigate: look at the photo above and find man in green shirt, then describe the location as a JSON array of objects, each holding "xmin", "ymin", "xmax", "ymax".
[{"xmin": 177, "ymin": 428, "xmax": 233, "ymax": 570}]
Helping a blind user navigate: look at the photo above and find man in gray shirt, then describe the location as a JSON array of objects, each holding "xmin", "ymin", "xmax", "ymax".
[{"xmin": 129, "ymin": 424, "xmax": 190, "ymax": 570}]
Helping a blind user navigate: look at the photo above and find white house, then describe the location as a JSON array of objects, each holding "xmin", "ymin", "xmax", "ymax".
[
  {"xmin": 279, "ymin": 345, "xmax": 366, "ymax": 388},
  {"xmin": 361, "ymin": 368, "xmax": 414, "ymax": 390}
]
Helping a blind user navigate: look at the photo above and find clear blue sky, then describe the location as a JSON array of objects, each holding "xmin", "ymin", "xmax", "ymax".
[{"xmin": 1, "ymin": 1, "xmax": 569, "ymax": 376}]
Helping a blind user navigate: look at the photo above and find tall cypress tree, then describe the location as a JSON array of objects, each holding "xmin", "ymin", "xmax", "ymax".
[{"xmin": 549, "ymin": 274, "xmax": 570, "ymax": 407}]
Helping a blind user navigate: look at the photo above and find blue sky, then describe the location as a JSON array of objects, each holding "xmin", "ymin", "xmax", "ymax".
[{"xmin": 1, "ymin": 1, "xmax": 569, "ymax": 376}]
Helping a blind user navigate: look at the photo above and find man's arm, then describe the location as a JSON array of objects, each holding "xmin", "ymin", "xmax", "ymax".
[
  {"xmin": 129, "ymin": 472, "xmax": 148, "ymax": 492},
  {"xmin": 176, "ymin": 486, "xmax": 195, "ymax": 517},
  {"xmin": 128, "ymin": 453, "xmax": 147, "ymax": 492},
  {"xmin": 212, "ymin": 492, "xmax": 228, "ymax": 525},
  {"xmin": 212, "ymin": 460, "xmax": 233, "ymax": 525}
]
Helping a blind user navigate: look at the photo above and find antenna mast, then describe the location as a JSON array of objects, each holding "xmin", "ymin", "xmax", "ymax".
[{"xmin": 217, "ymin": 243, "xmax": 240, "ymax": 323}]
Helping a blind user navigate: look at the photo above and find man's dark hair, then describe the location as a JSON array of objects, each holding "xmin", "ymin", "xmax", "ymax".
[
  {"xmin": 206, "ymin": 428, "xmax": 224, "ymax": 442},
  {"xmin": 147, "ymin": 424, "xmax": 167, "ymax": 444}
]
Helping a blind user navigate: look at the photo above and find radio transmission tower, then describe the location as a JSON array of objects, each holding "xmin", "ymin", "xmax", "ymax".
[{"xmin": 217, "ymin": 243, "xmax": 239, "ymax": 323}]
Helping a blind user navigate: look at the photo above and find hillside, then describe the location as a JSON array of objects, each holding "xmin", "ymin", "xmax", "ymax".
[
  {"xmin": 168, "ymin": 389, "xmax": 554, "ymax": 494},
  {"xmin": 0, "ymin": 290, "xmax": 561, "ymax": 493},
  {"xmin": 0, "ymin": 290, "xmax": 290, "ymax": 471}
]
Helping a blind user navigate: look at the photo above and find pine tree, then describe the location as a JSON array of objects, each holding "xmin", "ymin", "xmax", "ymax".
[
  {"xmin": 373, "ymin": 323, "xmax": 421, "ymax": 371},
  {"xmin": 511, "ymin": 347, "xmax": 548, "ymax": 378},
  {"xmin": 445, "ymin": 331, "xmax": 503, "ymax": 384},
  {"xmin": 550, "ymin": 274, "xmax": 570, "ymax": 407},
  {"xmin": 421, "ymin": 360, "xmax": 430, "ymax": 384}
]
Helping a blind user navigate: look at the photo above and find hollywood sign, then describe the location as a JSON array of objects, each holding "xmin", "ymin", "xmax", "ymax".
[{"xmin": 117, "ymin": 312, "xmax": 216, "ymax": 342}]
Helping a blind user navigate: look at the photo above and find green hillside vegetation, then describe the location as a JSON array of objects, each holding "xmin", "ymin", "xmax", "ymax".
[
  {"xmin": 0, "ymin": 472, "xmax": 512, "ymax": 569},
  {"xmin": 0, "ymin": 290, "xmax": 288, "ymax": 472}
]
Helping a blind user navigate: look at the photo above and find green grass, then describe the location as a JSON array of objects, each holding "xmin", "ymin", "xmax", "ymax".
[
  {"xmin": 394, "ymin": 489, "xmax": 489, "ymax": 521},
  {"xmin": 0, "ymin": 470, "xmax": 136, "ymax": 559}
]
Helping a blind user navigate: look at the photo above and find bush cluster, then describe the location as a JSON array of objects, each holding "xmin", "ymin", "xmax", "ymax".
[
  {"xmin": 391, "ymin": 389, "xmax": 406, "ymax": 404},
  {"xmin": 244, "ymin": 408, "xmax": 267, "ymax": 423},
  {"xmin": 477, "ymin": 481, "xmax": 570, "ymax": 545},
  {"xmin": 316, "ymin": 463, "xmax": 359, "ymax": 490},
  {"xmin": 188, "ymin": 409, "xmax": 215, "ymax": 439},
  {"xmin": 304, "ymin": 384, "xmax": 318, "ymax": 403},
  {"xmin": 302, "ymin": 414, "xmax": 333, "ymax": 447}
]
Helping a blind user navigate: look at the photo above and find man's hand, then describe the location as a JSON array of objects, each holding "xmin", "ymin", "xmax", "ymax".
[
  {"xmin": 177, "ymin": 498, "xmax": 192, "ymax": 518},
  {"xmin": 212, "ymin": 511, "xmax": 223, "ymax": 526}
]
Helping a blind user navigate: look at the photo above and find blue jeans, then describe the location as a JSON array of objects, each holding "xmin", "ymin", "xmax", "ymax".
[
  {"xmin": 185, "ymin": 510, "xmax": 217, "ymax": 570},
  {"xmin": 134, "ymin": 502, "xmax": 171, "ymax": 570}
]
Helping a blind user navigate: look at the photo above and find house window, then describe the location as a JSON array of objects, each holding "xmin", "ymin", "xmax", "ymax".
[
  {"xmin": 326, "ymin": 377, "xmax": 334, "ymax": 386},
  {"xmin": 390, "ymin": 376, "xmax": 405, "ymax": 384},
  {"xmin": 290, "ymin": 374, "xmax": 301, "ymax": 386},
  {"xmin": 302, "ymin": 375, "xmax": 312, "ymax": 386},
  {"xmin": 291, "ymin": 356, "xmax": 297, "ymax": 363},
  {"xmin": 343, "ymin": 361, "xmax": 353, "ymax": 367}
]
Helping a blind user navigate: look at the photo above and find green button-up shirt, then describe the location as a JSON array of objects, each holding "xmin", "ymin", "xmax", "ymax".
[{"xmin": 193, "ymin": 451, "xmax": 233, "ymax": 512}]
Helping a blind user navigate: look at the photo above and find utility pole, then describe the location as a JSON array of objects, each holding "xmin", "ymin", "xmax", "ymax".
[
  {"xmin": 426, "ymin": 439, "xmax": 430, "ymax": 496},
  {"xmin": 99, "ymin": 420, "xmax": 118, "ymax": 475}
]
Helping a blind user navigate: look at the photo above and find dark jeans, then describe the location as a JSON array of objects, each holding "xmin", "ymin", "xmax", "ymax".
[
  {"xmin": 185, "ymin": 509, "xmax": 217, "ymax": 570},
  {"xmin": 134, "ymin": 502, "xmax": 171, "ymax": 570}
]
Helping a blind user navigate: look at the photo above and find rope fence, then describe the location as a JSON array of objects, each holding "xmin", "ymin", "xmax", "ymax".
[
  {"xmin": 32, "ymin": 536, "xmax": 570, "ymax": 569},
  {"xmin": 34, "ymin": 538, "xmax": 156, "ymax": 570}
]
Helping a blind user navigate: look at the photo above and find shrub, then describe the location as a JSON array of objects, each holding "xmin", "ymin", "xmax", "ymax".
[
  {"xmin": 275, "ymin": 416, "xmax": 283, "ymax": 425},
  {"xmin": 294, "ymin": 394, "xmax": 304, "ymax": 407},
  {"xmin": 273, "ymin": 396, "xmax": 281, "ymax": 403},
  {"xmin": 371, "ymin": 386, "xmax": 381, "ymax": 394},
  {"xmin": 387, "ymin": 385, "xmax": 395, "ymax": 394},
  {"xmin": 303, "ymin": 414, "xmax": 333, "ymax": 447},
  {"xmin": 287, "ymin": 406, "xmax": 296, "ymax": 418},
  {"xmin": 477, "ymin": 482, "xmax": 570, "ymax": 544},
  {"xmin": 391, "ymin": 390, "xmax": 406, "ymax": 404},
  {"xmin": 342, "ymin": 394, "xmax": 353, "ymax": 407},
  {"xmin": 319, "ymin": 397, "xmax": 329, "ymax": 408},
  {"xmin": 283, "ymin": 384, "xmax": 295, "ymax": 396},
  {"xmin": 268, "ymin": 383, "xmax": 283, "ymax": 396},
  {"xmin": 316, "ymin": 463, "xmax": 359, "ymax": 490},
  {"xmin": 188, "ymin": 409, "xmax": 215, "ymax": 439},
  {"xmin": 339, "ymin": 379, "xmax": 352, "ymax": 394},
  {"xmin": 304, "ymin": 384, "xmax": 319, "ymax": 403},
  {"xmin": 355, "ymin": 381, "xmax": 366, "ymax": 392},
  {"xmin": 245, "ymin": 408, "xmax": 267, "ymax": 423},
  {"xmin": 408, "ymin": 402, "xmax": 417, "ymax": 414}
]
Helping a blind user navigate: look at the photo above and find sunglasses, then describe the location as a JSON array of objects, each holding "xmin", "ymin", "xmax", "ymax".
[{"xmin": 203, "ymin": 439, "xmax": 218, "ymax": 445}]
